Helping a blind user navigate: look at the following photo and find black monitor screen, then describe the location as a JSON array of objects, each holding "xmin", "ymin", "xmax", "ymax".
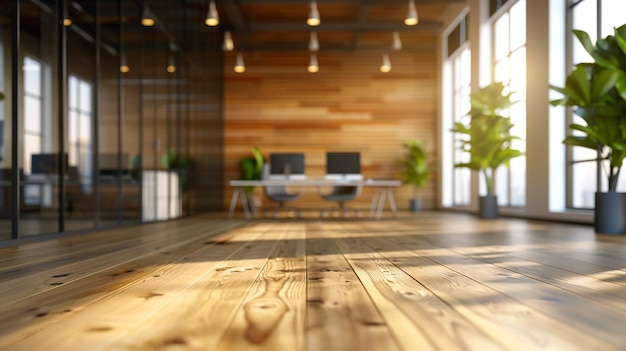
[
  {"xmin": 31, "ymin": 153, "xmax": 68, "ymax": 175},
  {"xmin": 326, "ymin": 152, "xmax": 360, "ymax": 175},
  {"xmin": 269, "ymin": 153, "xmax": 305, "ymax": 176}
]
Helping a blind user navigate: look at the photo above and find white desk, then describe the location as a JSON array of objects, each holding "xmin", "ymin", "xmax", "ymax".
[{"xmin": 228, "ymin": 179, "xmax": 401, "ymax": 220}]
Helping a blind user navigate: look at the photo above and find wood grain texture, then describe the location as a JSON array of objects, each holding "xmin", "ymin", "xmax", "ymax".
[
  {"xmin": 224, "ymin": 49, "xmax": 438, "ymax": 212},
  {"xmin": 1, "ymin": 212, "xmax": 626, "ymax": 350}
]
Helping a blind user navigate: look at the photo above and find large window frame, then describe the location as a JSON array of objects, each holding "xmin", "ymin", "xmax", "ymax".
[
  {"xmin": 442, "ymin": 12, "xmax": 471, "ymax": 208},
  {"xmin": 68, "ymin": 75, "xmax": 94, "ymax": 193},
  {"xmin": 490, "ymin": 0, "xmax": 527, "ymax": 207},
  {"xmin": 23, "ymin": 55, "xmax": 43, "ymax": 176}
]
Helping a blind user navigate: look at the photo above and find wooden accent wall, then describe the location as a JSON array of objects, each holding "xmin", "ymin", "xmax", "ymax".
[{"xmin": 224, "ymin": 49, "xmax": 438, "ymax": 211}]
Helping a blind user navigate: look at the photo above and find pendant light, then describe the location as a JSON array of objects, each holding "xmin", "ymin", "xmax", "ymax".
[
  {"xmin": 120, "ymin": 54, "xmax": 130, "ymax": 73},
  {"xmin": 307, "ymin": 1, "xmax": 320, "ymax": 26},
  {"xmin": 141, "ymin": 6, "xmax": 155, "ymax": 27},
  {"xmin": 205, "ymin": 0, "xmax": 219, "ymax": 26},
  {"xmin": 62, "ymin": 1, "xmax": 72, "ymax": 27},
  {"xmin": 405, "ymin": 0, "xmax": 419, "ymax": 26},
  {"xmin": 223, "ymin": 31, "xmax": 234, "ymax": 51},
  {"xmin": 167, "ymin": 53, "xmax": 176, "ymax": 74},
  {"xmin": 392, "ymin": 31, "xmax": 402, "ymax": 51},
  {"xmin": 308, "ymin": 32, "xmax": 319, "ymax": 52},
  {"xmin": 308, "ymin": 53, "xmax": 319, "ymax": 73},
  {"xmin": 234, "ymin": 53, "xmax": 246, "ymax": 73},
  {"xmin": 380, "ymin": 54, "xmax": 391, "ymax": 73}
]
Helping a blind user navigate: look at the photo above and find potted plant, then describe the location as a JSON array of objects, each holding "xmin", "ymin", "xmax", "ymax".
[
  {"xmin": 550, "ymin": 24, "xmax": 626, "ymax": 234},
  {"xmin": 450, "ymin": 81, "xmax": 524, "ymax": 219},
  {"xmin": 162, "ymin": 148, "xmax": 192, "ymax": 192},
  {"xmin": 399, "ymin": 139, "xmax": 431, "ymax": 211}
]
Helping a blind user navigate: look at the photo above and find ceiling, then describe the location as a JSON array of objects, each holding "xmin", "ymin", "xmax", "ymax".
[
  {"xmin": 11, "ymin": 0, "xmax": 462, "ymax": 69},
  {"xmin": 133, "ymin": 0, "xmax": 462, "ymax": 53}
]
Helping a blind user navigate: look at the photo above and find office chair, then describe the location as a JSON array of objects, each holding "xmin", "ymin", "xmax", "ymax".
[
  {"xmin": 319, "ymin": 185, "xmax": 362, "ymax": 218},
  {"xmin": 262, "ymin": 164, "xmax": 302, "ymax": 218},
  {"xmin": 263, "ymin": 186, "xmax": 302, "ymax": 218}
]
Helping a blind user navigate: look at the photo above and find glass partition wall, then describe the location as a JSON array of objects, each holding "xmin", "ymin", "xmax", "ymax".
[{"xmin": 0, "ymin": 0, "xmax": 221, "ymax": 241}]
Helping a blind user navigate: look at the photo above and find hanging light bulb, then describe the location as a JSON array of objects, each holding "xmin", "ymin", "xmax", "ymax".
[
  {"xmin": 234, "ymin": 53, "xmax": 246, "ymax": 73},
  {"xmin": 308, "ymin": 32, "xmax": 319, "ymax": 52},
  {"xmin": 141, "ymin": 6, "xmax": 155, "ymax": 27},
  {"xmin": 405, "ymin": 0, "xmax": 419, "ymax": 25},
  {"xmin": 307, "ymin": 1, "xmax": 320, "ymax": 27},
  {"xmin": 405, "ymin": 0, "xmax": 418, "ymax": 26},
  {"xmin": 120, "ymin": 54, "xmax": 130, "ymax": 73},
  {"xmin": 380, "ymin": 54, "xmax": 391, "ymax": 73},
  {"xmin": 392, "ymin": 31, "xmax": 402, "ymax": 50},
  {"xmin": 167, "ymin": 52, "xmax": 176, "ymax": 73},
  {"xmin": 223, "ymin": 31, "xmax": 234, "ymax": 51},
  {"xmin": 62, "ymin": 3, "xmax": 72, "ymax": 26},
  {"xmin": 308, "ymin": 53, "xmax": 319, "ymax": 73},
  {"xmin": 205, "ymin": 0, "xmax": 219, "ymax": 26}
]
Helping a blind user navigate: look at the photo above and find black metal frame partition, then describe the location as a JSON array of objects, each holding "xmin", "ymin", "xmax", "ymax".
[{"xmin": 2, "ymin": 0, "xmax": 223, "ymax": 242}]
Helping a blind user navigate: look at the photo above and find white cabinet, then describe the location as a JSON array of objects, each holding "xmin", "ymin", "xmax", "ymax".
[{"xmin": 142, "ymin": 170, "xmax": 181, "ymax": 221}]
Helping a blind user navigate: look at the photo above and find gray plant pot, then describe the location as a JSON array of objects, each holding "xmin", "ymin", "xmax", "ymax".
[
  {"xmin": 409, "ymin": 199, "xmax": 421, "ymax": 212},
  {"xmin": 479, "ymin": 195, "xmax": 498, "ymax": 219},
  {"xmin": 595, "ymin": 192, "xmax": 626, "ymax": 234}
]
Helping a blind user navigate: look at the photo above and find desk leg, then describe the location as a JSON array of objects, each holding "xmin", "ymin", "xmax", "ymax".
[
  {"xmin": 228, "ymin": 188, "xmax": 240, "ymax": 219},
  {"xmin": 375, "ymin": 190, "xmax": 387, "ymax": 220},
  {"xmin": 387, "ymin": 188, "xmax": 397, "ymax": 218},
  {"xmin": 369, "ymin": 190, "xmax": 380, "ymax": 219},
  {"xmin": 239, "ymin": 191, "xmax": 251, "ymax": 219}
]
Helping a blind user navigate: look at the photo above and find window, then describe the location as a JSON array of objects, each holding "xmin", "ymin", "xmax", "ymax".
[
  {"xmin": 23, "ymin": 56, "xmax": 42, "ymax": 175},
  {"xmin": 442, "ymin": 13, "xmax": 471, "ymax": 207},
  {"xmin": 567, "ymin": 0, "xmax": 626, "ymax": 209},
  {"xmin": 491, "ymin": 0, "xmax": 526, "ymax": 206},
  {"xmin": 68, "ymin": 75, "xmax": 93, "ymax": 192}
]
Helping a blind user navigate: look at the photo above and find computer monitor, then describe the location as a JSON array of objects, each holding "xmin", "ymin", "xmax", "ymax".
[
  {"xmin": 325, "ymin": 152, "xmax": 362, "ymax": 180},
  {"xmin": 268, "ymin": 153, "xmax": 306, "ymax": 180},
  {"xmin": 31, "ymin": 153, "xmax": 68, "ymax": 175}
]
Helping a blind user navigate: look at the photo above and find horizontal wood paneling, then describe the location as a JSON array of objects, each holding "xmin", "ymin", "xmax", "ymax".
[{"xmin": 224, "ymin": 49, "xmax": 438, "ymax": 211}]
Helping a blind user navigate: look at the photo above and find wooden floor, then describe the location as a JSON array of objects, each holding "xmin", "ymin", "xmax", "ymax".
[{"xmin": 1, "ymin": 212, "xmax": 626, "ymax": 350}]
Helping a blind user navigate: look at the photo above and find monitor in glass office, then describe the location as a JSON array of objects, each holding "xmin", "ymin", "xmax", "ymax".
[
  {"xmin": 268, "ymin": 153, "xmax": 306, "ymax": 180},
  {"xmin": 325, "ymin": 152, "xmax": 363, "ymax": 180}
]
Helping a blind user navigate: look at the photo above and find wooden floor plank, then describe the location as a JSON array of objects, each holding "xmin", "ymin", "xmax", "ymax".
[
  {"xmin": 0, "ymin": 220, "xmax": 208, "ymax": 271},
  {"xmin": 0, "ymin": 221, "xmax": 247, "ymax": 350},
  {"xmin": 217, "ymin": 223, "xmax": 307, "ymax": 351},
  {"xmin": 361, "ymin": 233, "xmax": 616, "ymax": 351},
  {"xmin": 376, "ymin": 223, "xmax": 626, "ymax": 350},
  {"xmin": 0, "ymin": 221, "xmax": 241, "ymax": 306},
  {"xmin": 333, "ymin": 226, "xmax": 504, "ymax": 351},
  {"xmin": 1, "ymin": 213, "xmax": 626, "ymax": 351},
  {"xmin": 305, "ymin": 222, "xmax": 401, "ymax": 351},
  {"xmin": 106, "ymin": 222, "xmax": 290, "ymax": 351}
]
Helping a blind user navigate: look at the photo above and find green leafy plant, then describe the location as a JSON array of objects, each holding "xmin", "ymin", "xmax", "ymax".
[
  {"xmin": 450, "ymin": 81, "xmax": 524, "ymax": 195},
  {"xmin": 161, "ymin": 148, "xmax": 192, "ymax": 191},
  {"xmin": 550, "ymin": 24, "xmax": 626, "ymax": 192},
  {"xmin": 399, "ymin": 139, "xmax": 431, "ymax": 200},
  {"xmin": 240, "ymin": 145, "xmax": 264, "ymax": 193}
]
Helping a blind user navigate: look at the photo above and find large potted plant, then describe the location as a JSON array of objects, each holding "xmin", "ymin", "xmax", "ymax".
[
  {"xmin": 399, "ymin": 139, "xmax": 431, "ymax": 211},
  {"xmin": 451, "ymin": 81, "xmax": 524, "ymax": 219},
  {"xmin": 550, "ymin": 24, "xmax": 626, "ymax": 234}
]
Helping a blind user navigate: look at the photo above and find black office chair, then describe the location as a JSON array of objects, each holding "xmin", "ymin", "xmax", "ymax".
[
  {"xmin": 319, "ymin": 185, "xmax": 362, "ymax": 218},
  {"xmin": 263, "ymin": 185, "xmax": 302, "ymax": 218}
]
